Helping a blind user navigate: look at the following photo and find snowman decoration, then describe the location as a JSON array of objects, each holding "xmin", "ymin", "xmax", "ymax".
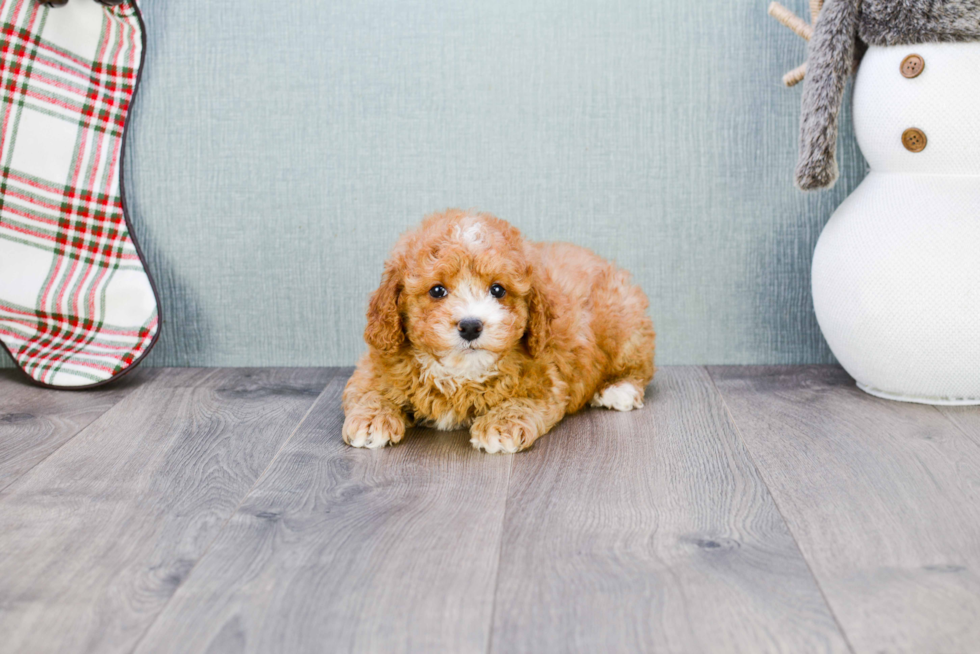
[{"xmin": 772, "ymin": 0, "xmax": 980, "ymax": 404}]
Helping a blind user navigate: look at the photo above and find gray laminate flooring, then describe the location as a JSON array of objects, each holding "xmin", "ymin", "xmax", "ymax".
[{"xmin": 1, "ymin": 366, "xmax": 978, "ymax": 654}]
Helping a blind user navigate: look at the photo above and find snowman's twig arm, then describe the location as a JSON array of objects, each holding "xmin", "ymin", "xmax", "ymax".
[
  {"xmin": 795, "ymin": 0, "xmax": 859, "ymax": 190},
  {"xmin": 769, "ymin": 2, "xmax": 813, "ymax": 40},
  {"xmin": 783, "ymin": 62, "xmax": 807, "ymax": 87}
]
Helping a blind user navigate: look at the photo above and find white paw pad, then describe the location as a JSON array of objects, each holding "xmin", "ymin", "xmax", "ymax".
[{"xmin": 590, "ymin": 382, "xmax": 644, "ymax": 412}]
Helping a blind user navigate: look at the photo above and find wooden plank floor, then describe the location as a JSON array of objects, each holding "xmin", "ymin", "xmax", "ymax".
[{"xmin": 1, "ymin": 366, "xmax": 978, "ymax": 654}]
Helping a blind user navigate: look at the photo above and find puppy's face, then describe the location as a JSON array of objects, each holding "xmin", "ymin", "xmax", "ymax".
[
  {"xmin": 365, "ymin": 211, "xmax": 548, "ymax": 367},
  {"xmin": 402, "ymin": 219, "xmax": 532, "ymax": 361},
  {"xmin": 403, "ymin": 265, "xmax": 526, "ymax": 361}
]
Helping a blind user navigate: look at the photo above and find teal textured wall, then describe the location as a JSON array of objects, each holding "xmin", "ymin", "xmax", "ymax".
[{"xmin": 68, "ymin": 0, "xmax": 870, "ymax": 367}]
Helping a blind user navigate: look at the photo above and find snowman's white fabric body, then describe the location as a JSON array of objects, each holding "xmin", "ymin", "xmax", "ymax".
[{"xmin": 812, "ymin": 42, "xmax": 980, "ymax": 404}]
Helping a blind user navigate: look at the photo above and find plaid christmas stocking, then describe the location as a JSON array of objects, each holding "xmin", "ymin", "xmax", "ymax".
[{"xmin": 0, "ymin": 0, "xmax": 159, "ymax": 388}]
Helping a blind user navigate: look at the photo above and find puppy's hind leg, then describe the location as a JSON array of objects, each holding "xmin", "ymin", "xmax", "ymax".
[
  {"xmin": 590, "ymin": 381, "xmax": 646, "ymax": 412},
  {"xmin": 591, "ymin": 321, "xmax": 656, "ymax": 412}
]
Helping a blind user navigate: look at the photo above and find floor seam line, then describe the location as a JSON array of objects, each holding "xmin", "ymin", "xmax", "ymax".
[
  {"xmin": 929, "ymin": 404, "xmax": 980, "ymax": 449},
  {"xmin": 704, "ymin": 366, "xmax": 859, "ymax": 654},
  {"xmin": 0, "ymin": 412, "xmax": 105, "ymax": 495},
  {"xmin": 483, "ymin": 454, "xmax": 515, "ymax": 654},
  {"xmin": 125, "ymin": 368, "xmax": 339, "ymax": 654},
  {"xmin": 0, "ymin": 369, "xmax": 161, "ymax": 497}
]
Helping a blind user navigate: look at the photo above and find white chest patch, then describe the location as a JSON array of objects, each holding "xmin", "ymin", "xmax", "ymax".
[
  {"xmin": 416, "ymin": 350, "xmax": 499, "ymax": 395},
  {"xmin": 433, "ymin": 410, "xmax": 460, "ymax": 431}
]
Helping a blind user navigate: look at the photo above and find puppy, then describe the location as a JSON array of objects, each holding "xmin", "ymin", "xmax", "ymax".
[{"xmin": 342, "ymin": 210, "xmax": 656, "ymax": 453}]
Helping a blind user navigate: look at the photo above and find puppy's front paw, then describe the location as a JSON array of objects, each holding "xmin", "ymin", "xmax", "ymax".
[
  {"xmin": 470, "ymin": 417, "xmax": 538, "ymax": 454},
  {"xmin": 343, "ymin": 410, "xmax": 405, "ymax": 449}
]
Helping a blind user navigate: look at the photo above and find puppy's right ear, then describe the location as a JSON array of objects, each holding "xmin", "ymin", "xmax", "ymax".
[
  {"xmin": 364, "ymin": 262, "xmax": 405, "ymax": 354},
  {"xmin": 524, "ymin": 268, "xmax": 558, "ymax": 358}
]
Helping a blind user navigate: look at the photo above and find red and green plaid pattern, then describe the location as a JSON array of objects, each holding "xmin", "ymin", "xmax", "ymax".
[{"xmin": 0, "ymin": 0, "xmax": 158, "ymax": 387}]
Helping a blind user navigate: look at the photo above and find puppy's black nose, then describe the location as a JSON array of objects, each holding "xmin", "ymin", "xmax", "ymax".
[{"xmin": 458, "ymin": 318, "xmax": 483, "ymax": 341}]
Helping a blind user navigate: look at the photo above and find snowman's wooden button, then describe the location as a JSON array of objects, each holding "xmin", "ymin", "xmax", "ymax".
[
  {"xmin": 902, "ymin": 128, "xmax": 928, "ymax": 152},
  {"xmin": 901, "ymin": 54, "xmax": 925, "ymax": 78}
]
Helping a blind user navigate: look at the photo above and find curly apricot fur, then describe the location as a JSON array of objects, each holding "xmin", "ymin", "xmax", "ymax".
[{"xmin": 343, "ymin": 209, "xmax": 656, "ymax": 453}]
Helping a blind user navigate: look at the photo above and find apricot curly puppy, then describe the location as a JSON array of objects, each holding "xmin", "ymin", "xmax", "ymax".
[{"xmin": 343, "ymin": 210, "xmax": 656, "ymax": 453}]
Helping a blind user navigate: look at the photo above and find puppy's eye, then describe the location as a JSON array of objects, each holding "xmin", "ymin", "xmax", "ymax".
[
  {"xmin": 490, "ymin": 283, "xmax": 506, "ymax": 299},
  {"xmin": 429, "ymin": 285, "xmax": 448, "ymax": 299}
]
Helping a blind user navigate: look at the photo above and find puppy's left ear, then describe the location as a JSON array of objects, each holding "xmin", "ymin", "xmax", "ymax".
[
  {"xmin": 364, "ymin": 261, "xmax": 405, "ymax": 354},
  {"xmin": 524, "ymin": 273, "xmax": 556, "ymax": 357}
]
